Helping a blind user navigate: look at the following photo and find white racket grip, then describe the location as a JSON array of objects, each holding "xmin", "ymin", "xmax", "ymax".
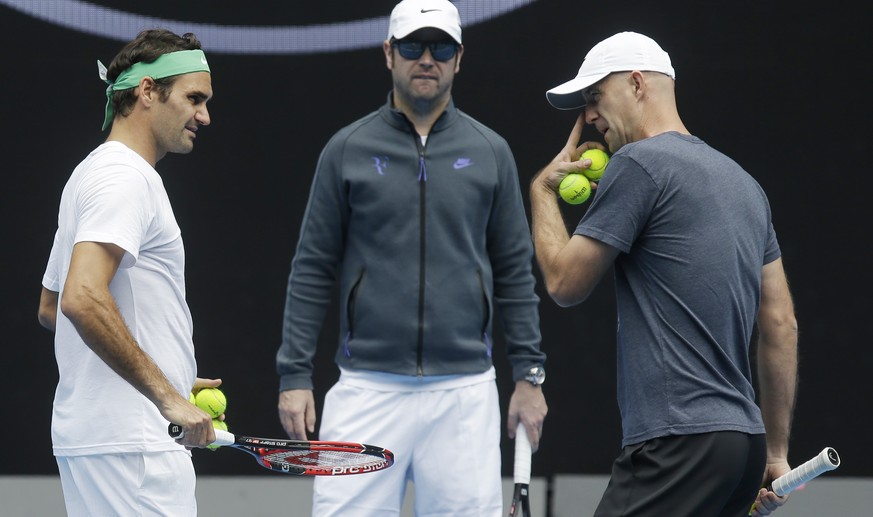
[
  {"xmin": 771, "ymin": 447, "xmax": 840, "ymax": 496},
  {"xmin": 213, "ymin": 428, "xmax": 235, "ymax": 447},
  {"xmin": 513, "ymin": 423, "xmax": 532, "ymax": 484}
]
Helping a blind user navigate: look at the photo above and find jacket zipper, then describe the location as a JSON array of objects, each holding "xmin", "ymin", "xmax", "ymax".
[{"xmin": 415, "ymin": 135, "xmax": 427, "ymax": 376}]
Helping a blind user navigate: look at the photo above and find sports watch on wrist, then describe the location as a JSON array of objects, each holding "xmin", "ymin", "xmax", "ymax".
[{"xmin": 524, "ymin": 366, "xmax": 546, "ymax": 386}]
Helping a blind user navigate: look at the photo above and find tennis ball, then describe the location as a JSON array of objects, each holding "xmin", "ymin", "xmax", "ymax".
[
  {"xmin": 559, "ymin": 174, "xmax": 591, "ymax": 205},
  {"xmin": 194, "ymin": 388, "xmax": 227, "ymax": 419},
  {"xmin": 208, "ymin": 419, "xmax": 227, "ymax": 450},
  {"xmin": 580, "ymin": 149, "xmax": 609, "ymax": 181},
  {"xmin": 189, "ymin": 392, "xmax": 196, "ymax": 404}
]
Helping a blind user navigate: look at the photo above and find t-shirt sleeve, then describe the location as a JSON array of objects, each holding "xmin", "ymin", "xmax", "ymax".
[
  {"xmin": 763, "ymin": 221, "xmax": 781, "ymax": 264},
  {"xmin": 42, "ymin": 229, "xmax": 61, "ymax": 291},
  {"xmin": 74, "ymin": 162, "xmax": 151, "ymax": 269},
  {"xmin": 575, "ymin": 155, "xmax": 660, "ymax": 253}
]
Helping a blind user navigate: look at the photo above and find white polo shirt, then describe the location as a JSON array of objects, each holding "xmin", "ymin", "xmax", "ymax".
[{"xmin": 44, "ymin": 141, "xmax": 196, "ymax": 456}]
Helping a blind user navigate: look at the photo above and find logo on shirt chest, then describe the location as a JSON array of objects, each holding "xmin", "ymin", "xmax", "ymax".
[
  {"xmin": 372, "ymin": 156, "xmax": 389, "ymax": 175},
  {"xmin": 453, "ymin": 158, "xmax": 473, "ymax": 170}
]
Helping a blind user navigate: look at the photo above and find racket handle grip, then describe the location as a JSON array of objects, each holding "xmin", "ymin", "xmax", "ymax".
[
  {"xmin": 771, "ymin": 447, "xmax": 840, "ymax": 496},
  {"xmin": 213, "ymin": 428, "xmax": 234, "ymax": 446},
  {"xmin": 167, "ymin": 423, "xmax": 234, "ymax": 447},
  {"xmin": 514, "ymin": 423, "xmax": 532, "ymax": 484}
]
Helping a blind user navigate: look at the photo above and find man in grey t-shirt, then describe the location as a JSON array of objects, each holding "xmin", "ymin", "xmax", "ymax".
[{"xmin": 529, "ymin": 32, "xmax": 798, "ymax": 517}]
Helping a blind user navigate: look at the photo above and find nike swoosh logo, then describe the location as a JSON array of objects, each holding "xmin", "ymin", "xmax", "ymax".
[
  {"xmin": 421, "ymin": 9, "xmax": 441, "ymax": 13},
  {"xmin": 453, "ymin": 158, "xmax": 473, "ymax": 170}
]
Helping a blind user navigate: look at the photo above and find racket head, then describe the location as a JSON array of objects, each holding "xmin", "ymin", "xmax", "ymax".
[{"xmin": 241, "ymin": 441, "xmax": 395, "ymax": 476}]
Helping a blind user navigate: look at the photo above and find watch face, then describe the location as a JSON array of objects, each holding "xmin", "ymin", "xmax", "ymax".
[{"xmin": 527, "ymin": 367, "xmax": 545, "ymax": 385}]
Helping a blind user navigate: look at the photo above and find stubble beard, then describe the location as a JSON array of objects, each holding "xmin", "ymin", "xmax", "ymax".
[{"xmin": 395, "ymin": 80, "xmax": 450, "ymax": 119}]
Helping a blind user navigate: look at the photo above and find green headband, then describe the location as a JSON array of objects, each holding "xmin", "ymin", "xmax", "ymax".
[{"xmin": 98, "ymin": 49, "xmax": 211, "ymax": 131}]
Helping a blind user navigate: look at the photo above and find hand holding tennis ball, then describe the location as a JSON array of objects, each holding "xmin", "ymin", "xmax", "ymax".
[
  {"xmin": 580, "ymin": 148, "xmax": 609, "ymax": 181},
  {"xmin": 559, "ymin": 174, "xmax": 591, "ymax": 205},
  {"xmin": 194, "ymin": 387, "xmax": 227, "ymax": 419}
]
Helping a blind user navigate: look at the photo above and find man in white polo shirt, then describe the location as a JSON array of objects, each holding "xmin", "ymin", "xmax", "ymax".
[{"xmin": 38, "ymin": 28, "xmax": 221, "ymax": 517}]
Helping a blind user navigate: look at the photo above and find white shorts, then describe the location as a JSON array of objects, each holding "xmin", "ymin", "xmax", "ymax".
[
  {"xmin": 313, "ymin": 367, "xmax": 503, "ymax": 517},
  {"xmin": 56, "ymin": 451, "xmax": 196, "ymax": 517}
]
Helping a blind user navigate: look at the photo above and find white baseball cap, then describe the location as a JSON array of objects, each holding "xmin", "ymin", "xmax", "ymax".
[
  {"xmin": 546, "ymin": 32, "xmax": 675, "ymax": 110},
  {"xmin": 388, "ymin": 0, "xmax": 462, "ymax": 44}
]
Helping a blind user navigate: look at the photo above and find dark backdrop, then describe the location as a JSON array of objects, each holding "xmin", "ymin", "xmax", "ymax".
[{"xmin": 2, "ymin": 0, "xmax": 870, "ymax": 478}]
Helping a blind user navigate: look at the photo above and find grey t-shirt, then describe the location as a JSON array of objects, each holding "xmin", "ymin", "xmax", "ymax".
[{"xmin": 576, "ymin": 132, "xmax": 779, "ymax": 447}]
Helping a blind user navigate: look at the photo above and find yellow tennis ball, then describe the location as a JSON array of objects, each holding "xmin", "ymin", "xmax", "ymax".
[
  {"xmin": 580, "ymin": 148, "xmax": 609, "ymax": 181},
  {"xmin": 195, "ymin": 388, "xmax": 227, "ymax": 419},
  {"xmin": 208, "ymin": 419, "xmax": 228, "ymax": 450},
  {"xmin": 559, "ymin": 173, "xmax": 591, "ymax": 205},
  {"xmin": 189, "ymin": 392, "xmax": 196, "ymax": 404}
]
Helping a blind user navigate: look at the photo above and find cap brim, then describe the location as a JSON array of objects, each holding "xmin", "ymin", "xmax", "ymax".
[
  {"xmin": 545, "ymin": 72, "xmax": 609, "ymax": 110},
  {"xmin": 393, "ymin": 24, "xmax": 462, "ymax": 44}
]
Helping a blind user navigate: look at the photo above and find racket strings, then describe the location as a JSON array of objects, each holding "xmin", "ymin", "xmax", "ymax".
[{"xmin": 262, "ymin": 448, "xmax": 387, "ymax": 469}]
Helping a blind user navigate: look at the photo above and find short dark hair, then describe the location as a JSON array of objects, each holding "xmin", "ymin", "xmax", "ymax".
[{"xmin": 106, "ymin": 29, "xmax": 203, "ymax": 121}]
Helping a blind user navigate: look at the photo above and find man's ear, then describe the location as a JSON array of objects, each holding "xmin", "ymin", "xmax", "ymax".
[
  {"xmin": 137, "ymin": 76, "xmax": 158, "ymax": 107},
  {"xmin": 383, "ymin": 40, "xmax": 394, "ymax": 71},
  {"xmin": 629, "ymin": 70, "xmax": 646, "ymax": 98},
  {"xmin": 453, "ymin": 44, "xmax": 464, "ymax": 74}
]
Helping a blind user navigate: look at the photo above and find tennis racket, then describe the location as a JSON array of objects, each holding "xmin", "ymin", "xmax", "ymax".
[
  {"xmin": 749, "ymin": 447, "xmax": 840, "ymax": 514},
  {"xmin": 168, "ymin": 423, "xmax": 394, "ymax": 476},
  {"xmin": 508, "ymin": 423, "xmax": 532, "ymax": 517}
]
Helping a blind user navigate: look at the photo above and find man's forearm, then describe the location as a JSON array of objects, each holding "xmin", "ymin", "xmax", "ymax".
[
  {"xmin": 757, "ymin": 327, "xmax": 798, "ymax": 459},
  {"xmin": 38, "ymin": 288, "xmax": 59, "ymax": 331},
  {"xmin": 62, "ymin": 285, "xmax": 180, "ymax": 409},
  {"xmin": 530, "ymin": 178, "xmax": 571, "ymax": 288}
]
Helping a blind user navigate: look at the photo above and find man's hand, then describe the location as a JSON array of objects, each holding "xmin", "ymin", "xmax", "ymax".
[
  {"xmin": 531, "ymin": 113, "xmax": 606, "ymax": 194},
  {"xmin": 507, "ymin": 381, "xmax": 548, "ymax": 451},
  {"xmin": 166, "ymin": 392, "xmax": 216, "ymax": 448},
  {"xmin": 749, "ymin": 459, "xmax": 791, "ymax": 516},
  {"xmin": 278, "ymin": 389, "xmax": 316, "ymax": 440}
]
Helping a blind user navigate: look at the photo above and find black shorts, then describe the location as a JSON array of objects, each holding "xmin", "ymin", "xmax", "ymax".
[{"xmin": 594, "ymin": 431, "xmax": 766, "ymax": 517}]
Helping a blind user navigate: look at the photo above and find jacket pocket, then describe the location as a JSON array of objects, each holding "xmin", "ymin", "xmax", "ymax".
[
  {"xmin": 343, "ymin": 268, "xmax": 365, "ymax": 357},
  {"xmin": 477, "ymin": 269, "xmax": 493, "ymax": 357}
]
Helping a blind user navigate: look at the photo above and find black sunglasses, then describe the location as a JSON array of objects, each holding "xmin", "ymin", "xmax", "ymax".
[{"xmin": 393, "ymin": 40, "xmax": 459, "ymax": 61}]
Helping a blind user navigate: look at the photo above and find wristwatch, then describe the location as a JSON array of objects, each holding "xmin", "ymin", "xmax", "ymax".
[{"xmin": 524, "ymin": 366, "xmax": 546, "ymax": 386}]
